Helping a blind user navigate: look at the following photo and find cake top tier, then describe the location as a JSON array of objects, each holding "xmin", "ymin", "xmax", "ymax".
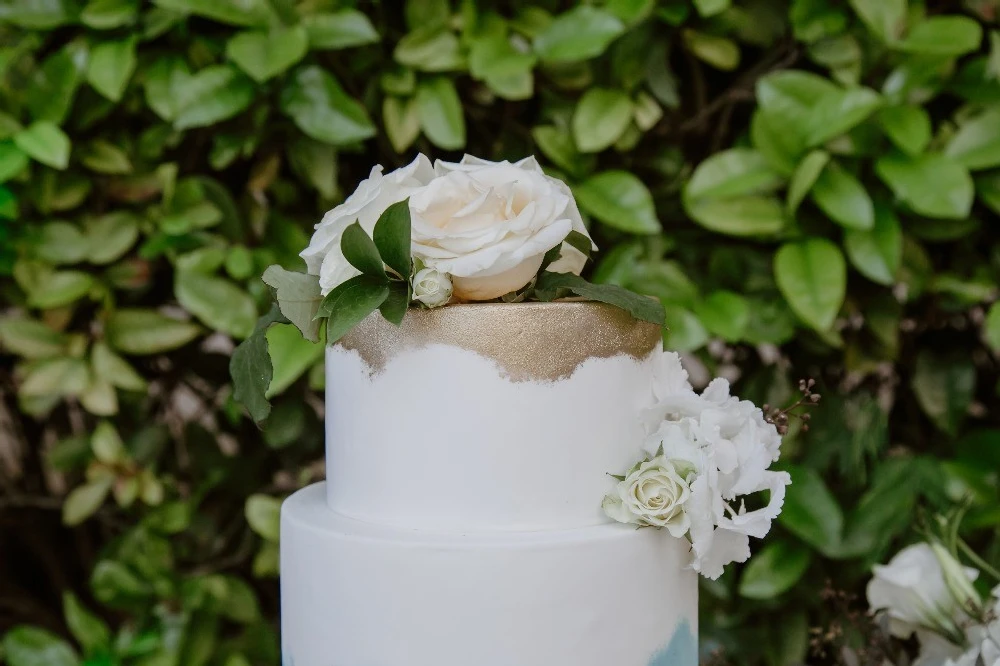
[
  {"xmin": 323, "ymin": 301, "xmax": 663, "ymax": 533},
  {"xmin": 338, "ymin": 301, "xmax": 661, "ymax": 383}
]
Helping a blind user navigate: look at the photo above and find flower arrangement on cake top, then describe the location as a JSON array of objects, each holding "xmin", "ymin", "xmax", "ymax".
[{"xmin": 233, "ymin": 154, "xmax": 664, "ymax": 421}]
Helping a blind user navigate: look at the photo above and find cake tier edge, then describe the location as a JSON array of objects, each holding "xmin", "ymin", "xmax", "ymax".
[{"xmin": 280, "ymin": 483, "xmax": 698, "ymax": 666}]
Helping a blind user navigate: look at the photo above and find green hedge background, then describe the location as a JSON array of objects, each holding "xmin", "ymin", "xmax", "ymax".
[{"xmin": 1, "ymin": 0, "xmax": 999, "ymax": 664}]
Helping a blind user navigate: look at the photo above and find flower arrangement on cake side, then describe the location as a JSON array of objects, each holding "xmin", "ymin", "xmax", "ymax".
[
  {"xmin": 602, "ymin": 354, "xmax": 816, "ymax": 579},
  {"xmin": 232, "ymin": 153, "xmax": 803, "ymax": 581}
]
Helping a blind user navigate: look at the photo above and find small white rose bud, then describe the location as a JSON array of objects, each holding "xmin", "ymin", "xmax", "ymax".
[{"xmin": 412, "ymin": 268, "xmax": 453, "ymax": 308}]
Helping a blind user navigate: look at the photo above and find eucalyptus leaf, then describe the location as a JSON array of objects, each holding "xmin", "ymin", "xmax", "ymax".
[
  {"xmin": 535, "ymin": 271, "xmax": 665, "ymax": 325},
  {"xmin": 261, "ymin": 266, "xmax": 323, "ymax": 343}
]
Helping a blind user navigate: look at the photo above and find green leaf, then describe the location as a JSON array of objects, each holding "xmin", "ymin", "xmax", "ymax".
[
  {"xmin": 944, "ymin": 108, "xmax": 1000, "ymax": 171},
  {"xmin": 0, "ymin": 0, "xmax": 75, "ymax": 29},
  {"xmin": 693, "ymin": 290, "xmax": 749, "ymax": 342},
  {"xmin": 682, "ymin": 30, "xmax": 740, "ymax": 71},
  {"xmin": 379, "ymin": 282, "xmax": 410, "ymax": 326},
  {"xmin": 175, "ymin": 271, "xmax": 256, "ymax": 339},
  {"xmin": 86, "ymin": 38, "xmax": 136, "ymax": 102},
  {"xmin": 880, "ymin": 106, "xmax": 931, "ymax": 157},
  {"xmin": 322, "ymin": 277, "xmax": 391, "ymax": 343},
  {"xmin": 264, "ymin": 323, "xmax": 323, "ymax": 398},
  {"xmin": 532, "ymin": 125, "xmax": 593, "ymax": 177},
  {"xmin": 804, "ymin": 86, "xmax": 882, "ymax": 147},
  {"xmin": 686, "ymin": 196, "xmax": 786, "ymax": 237},
  {"xmin": 15, "ymin": 122, "xmax": 71, "ymax": 169},
  {"xmin": 79, "ymin": 140, "xmax": 132, "ymax": 174},
  {"xmin": 573, "ymin": 171, "xmax": 659, "ymax": 234},
  {"xmin": 303, "ymin": 10, "xmax": 380, "ymax": 49},
  {"xmin": 20, "ymin": 357, "xmax": 89, "ymax": 397},
  {"xmin": 572, "ymin": 88, "xmax": 633, "ymax": 153},
  {"xmin": 533, "ymin": 6, "xmax": 625, "ymax": 63},
  {"xmin": 26, "ymin": 48, "xmax": 81, "ymax": 125},
  {"xmin": 468, "ymin": 32, "xmax": 537, "ymax": 101},
  {"xmin": 844, "ymin": 201, "xmax": 902, "ymax": 286},
  {"xmin": 779, "ymin": 465, "xmax": 843, "ymax": 555},
  {"xmin": 92, "ymin": 341, "xmax": 147, "ymax": 390},
  {"xmin": 280, "ymin": 65, "xmax": 376, "ymax": 146},
  {"xmin": 534, "ymin": 272, "xmax": 665, "ymax": 326},
  {"xmin": 786, "ymin": 150, "xmax": 829, "ymax": 213},
  {"xmin": 63, "ymin": 593, "xmax": 111, "ymax": 655},
  {"xmin": 341, "ymin": 222, "xmax": 387, "ymax": 279},
  {"xmin": 372, "ymin": 199, "xmax": 412, "ymax": 279},
  {"xmin": 848, "ymin": 0, "xmax": 906, "ymax": 42},
  {"xmin": 1, "ymin": 627, "xmax": 80, "ymax": 666},
  {"xmin": 0, "ymin": 317, "xmax": 69, "ymax": 358},
  {"xmin": 245, "ymin": 494, "xmax": 281, "ymax": 542},
  {"xmin": 90, "ymin": 560, "xmax": 151, "ymax": 605},
  {"xmin": 875, "ymin": 153, "xmax": 974, "ymax": 219},
  {"xmin": 36, "ymin": 221, "xmax": 87, "ymax": 264},
  {"xmin": 911, "ymin": 351, "xmax": 975, "ymax": 436},
  {"xmin": 226, "ymin": 25, "xmax": 308, "ymax": 83},
  {"xmin": 28, "ymin": 271, "xmax": 94, "ymax": 309},
  {"xmin": 382, "ymin": 96, "xmax": 421, "ymax": 154},
  {"xmin": 152, "ymin": 0, "xmax": 273, "ymax": 26},
  {"xmin": 897, "ymin": 16, "xmax": 982, "ymax": 56},
  {"xmin": 774, "ymin": 239, "xmax": 846, "ymax": 331},
  {"xmin": 811, "ymin": 161, "xmax": 874, "ymax": 230},
  {"xmin": 738, "ymin": 541, "xmax": 812, "ymax": 600},
  {"xmin": 984, "ymin": 302, "xmax": 1000, "ymax": 353},
  {"xmin": 394, "ymin": 25, "xmax": 464, "ymax": 72},
  {"xmin": 91, "ymin": 420, "xmax": 125, "ymax": 463},
  {"xmin": 106, "ymin": 309, "xmax": 201, "ymax": 355},
  {"xmin": 693, "ymin": 0, "xmax": 730, "ymax": 18},
  {"xmin": 0, "ymin": 142, "xmax": 29, "ymax": 183},
  {"xmin": 86, "ymin": 212, "xmax": 139, "ymax": 264},
  {"xmin": 63, "ymin": 477, "xmax": 113, "ymax": 525},
  {"xmin": 230, "ymin": 305, "xmax": 285, "ymax": 423},
  {"xmin": 173, "ymin": 66, "xmax": 255, "ymax": 130},
  {"xmin": 685, "ymin": 149, "xmax": 784, "ymax": 201},
  {"xmin": 415, "ymin": 76, "xmax": 465, "ymax": 150},
  {"xmin": 81, "ymin": 0, "xmax": 137, "ymax": 29},
  {"xmin": 261, "ymin": 266, "xmax": 323, "ymax": 343}
]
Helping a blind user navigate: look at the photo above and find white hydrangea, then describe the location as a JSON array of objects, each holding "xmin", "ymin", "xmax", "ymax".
[{"xmin": 640, "ymin": 352, "xmax": 791, "ymax": 580}]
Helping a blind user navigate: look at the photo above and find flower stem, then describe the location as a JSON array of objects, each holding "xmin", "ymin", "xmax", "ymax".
[{"xmin": 959, "ymin": 538, "xmax": 1000, "ymax": 583}]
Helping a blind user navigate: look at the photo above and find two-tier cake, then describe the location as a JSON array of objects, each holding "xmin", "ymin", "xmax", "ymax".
[
  {"xmin": 280, "ymin": 303, "xmax": 697, "ymax": 665},
  {"xmin": 231, "ymin": 154, "xmax": 790, "ymax": 666}
]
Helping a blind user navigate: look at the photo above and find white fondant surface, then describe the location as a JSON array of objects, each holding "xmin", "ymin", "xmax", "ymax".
[
  {"xmin": 281, "ymin": 484, "xmax": 698, "ymax": 666},
  {"xmin": 325, "ymin": 345, "xmax": 656, "ymax": 531}
]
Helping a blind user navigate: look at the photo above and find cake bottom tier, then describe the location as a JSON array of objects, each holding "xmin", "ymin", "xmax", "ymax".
[{"xmin": 280, "ymin": 483, "xmax": 697, "ymax": 666}]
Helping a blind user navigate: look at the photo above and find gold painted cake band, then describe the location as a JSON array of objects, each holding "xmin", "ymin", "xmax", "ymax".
[{"xmin": 336, "ymin": 301, "xmax": 663, "ymax": 382}]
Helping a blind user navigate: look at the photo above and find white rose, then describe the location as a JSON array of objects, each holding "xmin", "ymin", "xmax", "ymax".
[
  {"xmin": 602, "ymin": 455, "xmax": 692, "ymax": 536},
  {"xmin": 409, "ymin": 155, "xmax": 595, "ymax": 301},
  {"xmin": 411, "ymin": 268, "xmax": 452, "ymax": 308},
  {"xmin": 301, "ymin": 154, "xmax": 434, "ymax": 295},
  {"xmin": 867, "ymin": 543, "xmax": 978, "ymax": 644}
]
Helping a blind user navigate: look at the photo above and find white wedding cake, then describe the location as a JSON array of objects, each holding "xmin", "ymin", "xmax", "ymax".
[
  {"xmin": 231, "ymin": 154, "xmax": 790, "ymax": 666},
  {"xmin": 280, "ymin": 303, "xmax": 698, "ymax": 666}
]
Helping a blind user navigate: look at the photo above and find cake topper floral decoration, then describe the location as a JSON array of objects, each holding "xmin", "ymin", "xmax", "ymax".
[{"xmin": 232, "ymin": 154, "xmax": 665, "ymax": 423}]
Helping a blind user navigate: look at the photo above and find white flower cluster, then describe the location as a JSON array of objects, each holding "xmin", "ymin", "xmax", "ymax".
[
  {"xmin": 603, "ymin": 351, "xmax": 791, "ymax": 580},
  {"xmin": 300, "ymin": 154, "xmax": 594, "ymax": 303},
  {"xmin": 868, "ymin": 543, "xmax": 1000, "ymax": 666}
]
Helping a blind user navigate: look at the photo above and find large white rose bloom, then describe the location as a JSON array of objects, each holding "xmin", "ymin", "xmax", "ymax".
[
  {"xmin": 867, "ymin": 543, "xmax": 978, "ymax": 646},
  {"xmin": 639, "ymin": 352, "xmax": 791, "ymax": 580},
  {"xmin": 300, "ymin": 154, "xmax": 435, "ymax": 295},
  {"xmin": 300, "ymin": 154, "xmax": 594, "ymax": 300},
  {"xmin": 410, "ymin": 155, "xmax": 594, "ymax": 300}
]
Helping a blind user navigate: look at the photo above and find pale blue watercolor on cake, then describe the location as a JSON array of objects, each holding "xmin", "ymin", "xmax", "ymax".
[{"xmin": 648, "ymin": 619, "xmax": 696, "ymax": 666}]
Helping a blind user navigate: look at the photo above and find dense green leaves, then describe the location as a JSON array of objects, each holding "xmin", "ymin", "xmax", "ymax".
[
  {"xmin": 15, "ymin": 122, "xmax": 70, "ymax": 169},
  {"xmin": 945, "ymin": 109, "xmax": 1000, "ymax": 170},
  {"xmin": 226, "ymin": 26, "xmax": 308, "ymax": 83},
  {"xmin": 811, "ymin": 162, "xmax": 874, "ymax": 230},
  {"xmin": 303, "ymin": 10, "xmax": 379, "ymax": 50},
  {"xmin": 1, "ymin": 627, "xmax": 80, "ymax": 666},
  {"xmin": 738, "ymin": 541, "xmax": 812, "ymax": 600},
  {"xmin": 780, "ymin": 466, "xmax": 844, "ymax": 555}
]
